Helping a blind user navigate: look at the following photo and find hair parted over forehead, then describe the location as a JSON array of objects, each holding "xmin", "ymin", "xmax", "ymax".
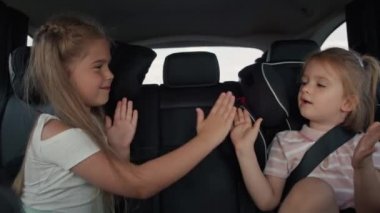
[
  {"xmin": 25, "ymin": 14, "xmax": 113, "ymax": 154},
  {"xmin": 303, "ymin": 47, "xmax": 380, "ymax": 132},
  {"xmin": 34, "ymin": 15, "xmax": 109, "ymax": 71}
]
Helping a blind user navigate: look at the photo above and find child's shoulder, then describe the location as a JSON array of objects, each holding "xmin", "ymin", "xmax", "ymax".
[
  {"xmin": 39, "ymin": 114, "xmax": 72, "ymax": 141},
  {"xmin": 275, "ymin": 129, "xmax": 302, "ymax": 139},
  {"xmin": 272, "ymin": 129, "xmax": 307, "ymax": 146}
]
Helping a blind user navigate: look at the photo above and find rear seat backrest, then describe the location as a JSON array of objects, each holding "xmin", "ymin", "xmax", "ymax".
[
  {"xmin": 105, "ymin": 41, "xmax": 159, "ymax": 164},
  {"xmin": 125, "ymin": 51, "xmax": 265, "ymax": 213},
  {"xmin": 104, "ymin": 42, "xmax": 158, "ymax": 212},
  {"xmin": 152, "ymin": 51, "xmax": 259, "ymax": 213},
  {"xmin": 239, "ymin": 39, "xmax": 320, "ymax": 143},
  {"xmin": 105, "ymin": 42, "xmax": 157, "ymax": 114}
]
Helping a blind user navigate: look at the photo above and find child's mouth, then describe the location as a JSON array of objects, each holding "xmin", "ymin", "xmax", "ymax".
[{"xmin": 301, "ymin": 98, "xmax": 312, "ymax": 105}]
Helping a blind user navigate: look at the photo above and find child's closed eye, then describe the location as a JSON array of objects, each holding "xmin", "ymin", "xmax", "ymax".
[
  {"xmin": 93, "ymin": 63, "xmax": 104, "ymax": 70},
  {"xmin": 300, "ymin": 77, "xmax": 308, "ymax": 85}
]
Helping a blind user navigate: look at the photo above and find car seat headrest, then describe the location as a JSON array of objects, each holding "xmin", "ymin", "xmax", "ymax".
[
  {"xmin": 240, "ymin": 40, "xmax": 320, "ymax": 129},
  {"xmin": 248, "ymin": 63, "xmax": 305, "ymax": 128},
  {"xmin": 267, "ymin": 39, "xmax": 320, "ymax": 63},
  {"xmin": 8, "ymin": 46, "xmax": 55, "ymax": 114},
  {"xmin": 8, "ymin": 46, "xmax": 30, "ymax": 100},
  {"xmin": 106, "ymin": 42, "xmax": 156, "ymax": 114},
  {"xmin": 163, "ymin": 52, "xmax": 220, "ymax": 88}
]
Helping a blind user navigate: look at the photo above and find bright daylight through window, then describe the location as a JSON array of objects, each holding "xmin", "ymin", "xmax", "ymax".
[
  {"xmin": 144, "ymin": 47, "xmax": 263, "ymax": 84},
  {"xmin": 321, "ymin": 22, "xmax": 348, "ymax": 50}
]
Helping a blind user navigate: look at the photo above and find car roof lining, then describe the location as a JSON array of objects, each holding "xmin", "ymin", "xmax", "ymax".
[{"xmin": 2, "ymin": 0, "xmax": 352, "ymax": 49}]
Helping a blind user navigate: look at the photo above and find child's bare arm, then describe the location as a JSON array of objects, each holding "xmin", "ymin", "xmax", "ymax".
[
  {"xmin": 352, "ymin": 122, "xmax": 380, "ymax": 213},
  {"xmin": 231, "ymin": 109, "xmax": 285, "ymax": 210},
  {"xmin": 71, "ymin": 92, "xmax": 236, "ymax": 198}
]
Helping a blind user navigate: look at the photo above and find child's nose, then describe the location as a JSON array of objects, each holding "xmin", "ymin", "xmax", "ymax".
[
  {"xmin": 104, "ymin": 65, "xmax": 114, "ymax": 80},
  {"xmin": 301, "ymin": 84, "xmax": 311, "ymax": 93}
]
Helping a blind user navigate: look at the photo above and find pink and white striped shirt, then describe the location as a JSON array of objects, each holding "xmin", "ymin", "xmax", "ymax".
[{"xmin": 264, "ymin": 125, "xmax": 380, "ymax": 209}]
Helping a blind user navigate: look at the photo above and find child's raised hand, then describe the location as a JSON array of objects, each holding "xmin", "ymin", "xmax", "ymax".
[
  {"xmin": 230, "ymin": 108, "xmax": 262, "ymax": 152},
  {"xmin": 352, "ymin": 122, "xmax": 380, "ymax": 170},
  {"xmin": 105, "ymin": 97, "xmax": 138, "ymax": 157},
  {"xmin": 195, "ymin": 92, "xmax": 236, "ymax": 144}
]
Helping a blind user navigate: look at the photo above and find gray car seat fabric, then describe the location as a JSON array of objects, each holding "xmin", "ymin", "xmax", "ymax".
[
  {"xmin": 1, "ymin": 46, "xmax": 41, "ymax": 184},
  {"xmin": 0, "ymin": 186, "xmax": 22, "ymax": 213}
]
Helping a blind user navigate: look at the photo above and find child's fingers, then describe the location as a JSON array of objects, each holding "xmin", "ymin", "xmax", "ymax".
[
  {"xmin": 219, "ymin": 92, "xmax": 234, "ymax": 117},
  {"xmin": 114, "ymin": 100, "xmax": 121, "ymax": 121},
  {"xmin": 209, "ymin": 92, "xmax": 226, "ymax": 115},
  {"xmin": 252, "ymin": 118, "xmax": 263, "ymax": 131},
  {"xmin": 235, "ymin": 108, "xmax": 244, "ymax": 125},
  {"xmin": 126, "ymin": 100, "xmax": 133, "ymax": 121},
  {"xmin": 196, "ymin": 108, "xmax": 204, "ymax": 128},
  {"xmin": 359, "ymin": 122, "xmax": 380, "ymax": 151},
  {"xmin": 234, "ymin": 108, "xmax": 242, "ymax": 125},
  {"xmin": 105, "ymin": 116, "xmax": 112, "ymax": 129},
  {"xmin": 132, "ymin": 110, "xmax": 138, "ymax": 127},
  {"xmin": 243, "ymin": 109, "xmax": 251, "ymax": 123},
  {"xmin": 366, "ymin": 122, "xmax": 380, "ymax": 143},
  {"xmin": 233, "ymin": 111, "xmax": 239, "ymax": 125},
  {"xmin": 120, "ymin": 98, "xmax": 127, "ymax": 120},
  {"xmin": 227, "ymin": 107, "xmax": 237, "ymax": 124}
]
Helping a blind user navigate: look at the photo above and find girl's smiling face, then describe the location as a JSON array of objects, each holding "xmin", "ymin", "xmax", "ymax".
[{"xmin": 68, "ymin": 38, "xmax": 114, "ymax": 109}]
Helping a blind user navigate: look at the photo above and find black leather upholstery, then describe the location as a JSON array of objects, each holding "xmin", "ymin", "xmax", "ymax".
[
  {"xmin": 163, "ymin": 52, "xmax": 219, "ymax": 88},
  {"xmin": 239, "ymin": 39, "xmax": 320, "ymax": 142},
  {"xmin": 0, "ymin": 186, "xmax": 21, "ymax": 213},
  {"xmin": 105, "ymin": 42, "xmax": 157, "ymax": 116},
  {"xmin": 266, "ymin": 39, "xmax": 319, "ymax": 63},
  {"xmin": 8, "ymin": 46, "xmax": 30, "ymax": 101},
  {"xmin": 126, "ymin": 51, "xmax": 263, "ymax": 213}
]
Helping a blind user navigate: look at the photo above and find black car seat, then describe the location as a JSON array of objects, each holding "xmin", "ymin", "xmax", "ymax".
[
  {"xmin": 239, "ymin": 39, "xmax": 320, "ymax": 143},
  {"xmin": 0, "ymin": 46, "xmax": 46, "ymax": 185},
  {"xmin": 0, "ymin": 185, "xmax": 22, "ymax": 213},
  {"xmin": 124, "ymin": 51, "xmax": 266, "ymax": 213},
  {"xmin": 158, "ymin": 51, "xmax": 241, "ymax": 213}
]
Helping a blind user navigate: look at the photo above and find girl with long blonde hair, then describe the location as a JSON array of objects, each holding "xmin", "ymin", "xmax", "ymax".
[{"xmin": 16, "ymin": 15, "xmax": 236, "ymax": 213}]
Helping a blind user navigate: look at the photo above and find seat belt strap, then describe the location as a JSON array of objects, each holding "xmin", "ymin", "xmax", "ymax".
[{"xmin": 281, "ymin": 125, "xmax": 355, "ymax": 201}]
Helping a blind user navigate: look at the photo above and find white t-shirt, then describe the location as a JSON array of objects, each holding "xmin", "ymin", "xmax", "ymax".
[{"xmin": 21, "ymin": 113, "xmax": 106, "ymax": 213}]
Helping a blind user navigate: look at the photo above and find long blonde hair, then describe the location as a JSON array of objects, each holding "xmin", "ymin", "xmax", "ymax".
[
  {"xmin": 304, "ymin": 47, "xmax": 380, "ymax": 132},
  {"xmin": 13, "ymin": 15, "xmax": 113, "ymax": 198}
]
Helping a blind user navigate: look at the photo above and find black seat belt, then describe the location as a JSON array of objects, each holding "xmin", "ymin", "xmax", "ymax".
[{"xmin": 281, "ymin": 125, "xmax": 355, "ymax": 201}]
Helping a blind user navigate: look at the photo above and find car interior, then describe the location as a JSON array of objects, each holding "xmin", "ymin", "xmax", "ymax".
[{"xmin": 1, "ymin": 0, "xmax": 380, "ymax": 212}]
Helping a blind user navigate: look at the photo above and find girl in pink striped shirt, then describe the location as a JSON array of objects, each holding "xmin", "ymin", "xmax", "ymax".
[{"xmin": 231, "ymin": 48, "xmax": 380, "ymax": 213}]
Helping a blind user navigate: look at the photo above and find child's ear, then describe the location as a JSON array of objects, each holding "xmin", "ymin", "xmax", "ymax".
[{"xmin": 341, "ymin": 95, "xmax": 358, "ymax": 112}]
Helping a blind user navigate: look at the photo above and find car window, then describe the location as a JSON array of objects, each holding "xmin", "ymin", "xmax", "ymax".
[
  {"xmin": 321, "ymin": 22, "xmax": 348, "ymax": 50},
  {"xmin": 144, "ymin": 47, "xmax": 263, "ymax": 84},
  {"xmin": 27, "ymin": 35, "xmax": 33, "ymax": 46}
]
